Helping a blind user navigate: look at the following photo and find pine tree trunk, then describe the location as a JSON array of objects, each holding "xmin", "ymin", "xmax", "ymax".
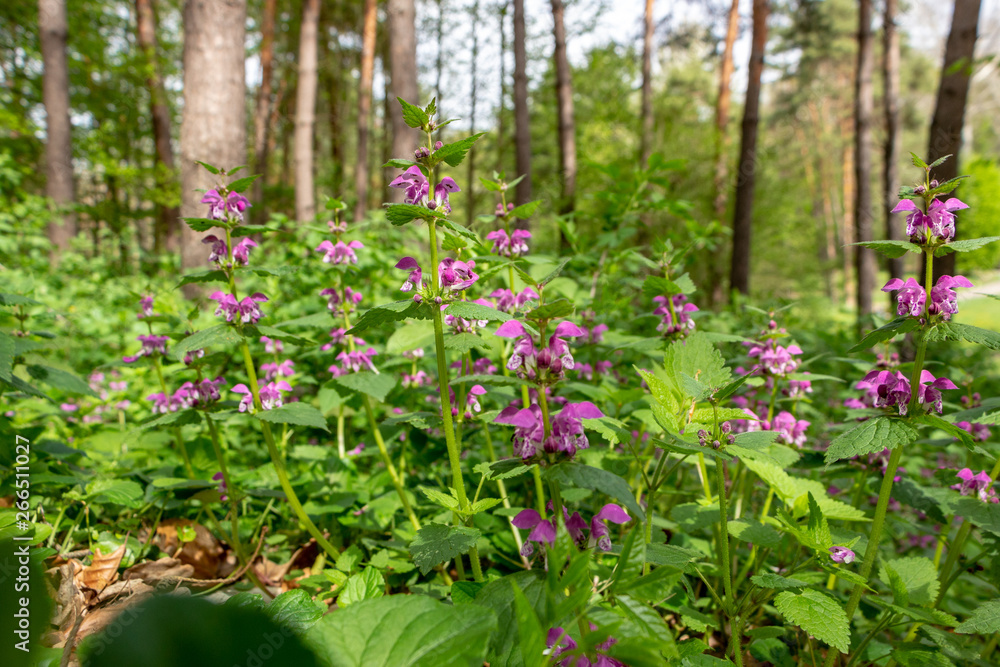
[
  {"xmin": 927, "ymin": 0, "xmax": 981, "ymax": 281},
  {"xmin": 295, "ymin": 0, "xmax": 320, "ymax": 223},
  {"xmin": 512, "ymin": 0, "xmax": 532, "ymax": 213},
  {"xmin": 39, "ymin": 0, "xmax": 76, "ymax": 255},
  {"xmin": 854, "ymin": 0, "xmax": 876, "ymax": 321},
  {"xmin": 253, "ymin": 0, "xmax": 277, "ymax": 223},
  {"xmin": 729, "ymin": 0, "xmax": 768, "ymax": 295},
  {"xmin": 355, "ymin": 0, "xmax": 378, "ymax": 222},
  {"xmin": 550, "ymin": 0, "xmax": 576, "ymax": 217},
  {"xmin": 387, "ymin": 0, "xmax": 420, "ymax": 200},
  {"xmin": 466, "ymin": 0, "xmax": 480, "ymax": 227},
  {"xmin": 640, "ymin": 0, "xmax": 655, "ymax": 167},
  {"xmin": 435, "ymin": 0, "xmax": 445, "ymax": 116},
  {"xmin": 179, "ymin": 0, "xmax": 247, "ymax": 273},
  {"xmin": 883, "ymin": 0, "xmax": 903, "ymax": 285},
  {"xmin": 497, "ymin": 1, "xmax": 508, "ymax": 173},
  {"xmin": 709, "ymin": 0, "xmax": 739, "ymax": 305},
  {"xmin": 136, "ymin": 0, "xmax": 178, "ymax": 254}
]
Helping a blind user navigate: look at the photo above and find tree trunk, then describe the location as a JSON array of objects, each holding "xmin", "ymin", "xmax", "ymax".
[
  {"xmin": 927, "ymin": 0, "xmax": 981, "ymax": 281},
  {"xmin": 854, "ymin": 0, "xmax": 876, "ymax": 321},
  {"xmin": 179, "ymin": 0, "xmax": 247, "ymax": 273},
  {"xmin": 435, "ymin": 0, "xmax": 445, "ymax": 115},
  {"xmin": 709, "ymin": 0, "xmax": 739, "ymax": 305},
  {"xmin": 39, "ymin": 0, "xmax": 76, "ymax": 254},
  {"xmin": 841, "ymin": 114, "xmax": 856, "ymax": 307},
  {"xmin": 321, "ymin": 27, "xmax": 344, "ymax": 197},
  {"xmin": 497, "ymin": 1, "xmax": 508, "ymax": 173},
  {"xmin": 640, "ymin": 0, "xmax": 656, "ymax": 167},
  {"xmin": 883, "ymin": 0, "xmax": 903, "ymax": 286},
  {"xmin": 387, "ymin": 0, "xmax": 420, "ymax": 200},
  {"xmin": 354, "ymin": 0, "xmax": 378, "ymax": 222},
  {"xmin": 466, "ymin": 0, "xmax": 480, "ymax": 227},
  {"xmin": 252, "ymin": 0, "xmax": 276, "ymax": 223},
  {"xmin": 550, "ymin": 0, "xmax": 576, "ymax": 217},
  {"xmin": 512, "ymin": 0, "xmax": 532, "ymax": 212},
  {"xmin": 729, "ymin": 0, "xmax": 768, "ymax": 296},
  {"xmin": 136, "ymin": 0, "xmax": 178, "ymax": 255},
  {"xmin": 295, "ymin": 0, "xmax": 319, "ymax": 223}
]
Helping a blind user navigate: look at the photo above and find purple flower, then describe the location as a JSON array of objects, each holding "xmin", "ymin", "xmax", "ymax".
[
  {"xmin": 123, "ymin": 335, "xmax": 170, "ymax": 363},
  {"xmin": 545, "ymin": 401, "xmax": 603, "ymax": 456},
  {"xmin": 395, "ymin": 257, "xmax": 423, "ymax": 292},
  {"xmin": 585, "ymin": 323, "xmax": 608, "ymax": 345},
  {"xmin": 261, "ymin": 360, "xmax": 295, "ymax": 381},
  {"xmin": 147, "ymin": 392, "xmax": 172, "ymax": 414},
  {"xmin": 213, "ymin": 471, "xmax": 228, "ymax": 502},
  {"xmin": 956, "ymin": 421, "xmax": 990, "ymax": 442},
  {"xmin": 320, "ymin": 287, "xmax": 362, "ymax": 314},
  {"xmin": 448, "ymin": 384, "xmax": 487, "ymax": 418},
  {"xmin": 486, "ymin": 229, "xmax": 532, "ymax": 257},
  {"xmin": 512, "ymin": 508, "xmax": 556, "ymax": 556},
  {"xmin": 237, "ymin": 293, "xmax": 268, "ymax": 324},
  {"xmin": 491, "ymin": 287, "xmax": 538, "ymax": 313},
  {"xmin": 346, "ymin": 442, "xmax": 366, "ymax": 456},
  {"xmin": 201, "ymin": 189, "xmax": 251, "ymax": 221},
  {"xmin": 445, "ymin": 299, "xmax": 493, "ymax": 333},
  {"xmin": 892, "ymin": 199, "xmax": 928, "ymax": 241},
  {"xmin": 138, "ymin": 294, "xmax": 155, "ymax": 319},
  {"xmin": 928, "ymin": 275, "xmax": 973, "ymax": 320},
  {"xmin": 862, "ymin": 370, "xmax": 914, "ymax": 415},
  {"xmin": 184, "ymin": 348, "xmax": 205, "ymax": 365},
  {"xmin": 495, "ymin": 402, "xmax": 545, "ymax": 460},
  {"xmin": 260, "ymin": 336, "xmax": 284, "ymax": 354},
  {"xmin": 438, "ymin": 257, "xmax": 479, "ymax": 291},
  {"xmin": 333, "ymin": 343, "xmax": 378, "ymax": 374},
  {"xmin": 926, "ymin": 198, "xmax": 968, "ymax": 242},
  {"xmin": 495, "ymin": 320, "xmax": 538, "ymax": 380},
  {"xmin": 546, "ymin": 321, "xmax": 587, "ymax": 374},
  {"xmin": 915, "ymin": 370, "xmax": 957, "ymax": 414},
  {"xmin": 233, "ymin": 380, "xmax": 291, "ymax": 413},
  {"xmin": 883, "ymin": 278, "xmax": 926, "ymax": 317},
  {"xmin": 432, "ymin": 177, "xmax": 460, "ymax": 214},
  {"xmin": 952, "ymin": 468, "xmax": 998, "ymax": 503},
  {"xmin": 209, "ymin": 292, "xmax": 240, "ymax": 322},
  {"xmin": 653, "ymin": 295, "xmax": 699, "ymax": 335},
  {"xmin": 232, "ymin": 238, "xmax": 258, "ymax": 266},
  {"xmin": 829, "ymin": 546, "xmax": 856, "ymax": 564},
  {"xmin": 546, "ymin": 627, "xmax": 625, "ymax": 667},
  {"xmin": 747, "ymin": 340, "xmax": 802, "ymax": 376},
  {"xmin": 231, "ymin": 384, "xmax": 254, "ymax": 412},
  {"xmin": 403, "ymin": 370, "xmax": 430, "ymax": 388},
  {"xmin": 588, "ymin": 503, "xmax": 631, "ymax": 551},
  {"xmin": 316, "ymin": 239, "xmax": 364, "ymax": 265},
  {"xmin": 389, "ymin": 166, "xmax": 430, "ymax": 206},
  {"xmin": 771, "ymin": 411, "xmax": 810, "ymax": 448},
  {"xmin": 202, "ymin": 235, "xmax": 228, "ymax": 264}
]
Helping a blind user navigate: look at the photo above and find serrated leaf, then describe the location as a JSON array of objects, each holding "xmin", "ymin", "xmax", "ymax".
[
  {"xmin": 385, "ymin": 203, "xmax": 431, "ymax": 225},
  {"xmin": 890, "ymin": 645, "xmax": 956, "ymax": 667},
  {"xmin": 397, "ymin": 96, "xmax": 429, "ymax": 128},
  {"xmin": 348, "ymin": 300, "xmax": 428, "ymax": 336},
  {"xmin": 931, "ymin": 322, "xmax": 1000, "ymax": 350},
  {"xmin": 728, "ymin": 520, "xmax": 782, "ymax": 548},
  {"xmin": 824, "ymin": 417, "xmax": 918, "ymax": 464},
  {"xmin": 306, "ymin": 594, "xmax": 496, "ymax": 666},
  {"xmin": 774, "ymin": 589, "xmax": 849, "ymax": 653},
  {"xmin": 409, "ymin": 523, "xmax": 481, "ymax": 575},
  {"xmin": 252, "ymin": 325, "xmax": 313, "ymax": 346},
  {"xmin": 851, "ymin": 240, "xmax": 923, "ymax": 258},
  {"xmin": 337, "ymin": 567, "xmax": 384, "ymax": 608},
  {"xmin": 444, "ymin": 332, "xmax": 490, "ymax": 353},
  {"xmin": 910, "ymin": 153, "xmax": 929, "ymax": 168},
  {"xmin": 742, "ymin": 458, "xmax": 867, "ymax": 521},
  {"xmin": 0, "ymin": 293, "xmax": 43, "ymax": 306},
  {"xmin": 546, "ymin": 462, "xmax": 643, "ymax": 518},
  {"xmin": 751, "ymin": 573, "xmax": 808, "ymax": 589},
  {"xmin": 334, "ymin": 372, "xmax": 397, "ymax": 403},
  {"xmin": 934, "ymin": 235, "xmax": 1000, "ymax": 256},
  {"xmin": 176, "ymin": 268, "xmax": 228, "ymax": 287},
  {"xmin": 538, "ymin": 258, "xmax": 571, "ymax": 287},
  {"xmin": 432, "ymin": 133, "xmax": 486, "ymax": 167},
  {"xmin": 525, "ymin": 299, "xmax": 574, "ymax": 321},
  {"xmin": 256, "ymin": 403, "xmax": 330, "ymax": 431},
  {"xmin": 508, "ymin": 200, "xmax": 541, "ymax": 219},
  {"xmin": 182, "ymin": 217, "xmax": 219, "ymax": 232},
  {"xmin": 26, "ymin": 364, "xmax": 98, "ymax": 397},
  {"xmin": 882, "ymin": 561, "xmax": 910, "ymax": 607},
  {"xmin": 264, "ymin": 589, "xmax": 325, "ymax": 633},
  {"xmin": 475, "ymin": 459, "xmax": 532, "ymax": 481},
  {"xmin": 172, "ymin": 324, "xmax": 243, "ymax": 359},
  {"xmin": 383, "ymin": 158, "xmax": 418, "ymax": 169},
  {"xmin": 663, "ymin": 333, "xmax": 731, "ymax": 396},
  {"xmin": 227, "ymin": 174, "xmax": 260, "ymax": 193},
  {"xmin": 0, "ymin": 333, "xmax": 14, "ymax": 381},
  {"xmin": 447, "ymin": 301, "xmax": 512, "ymax": 323},
  {"xmin": 195, "ymin": 160, "xmax": 220, "ymax": 174},
  {"xmin": 849, "ymin": 316, "xmax": 918, "ymax": 353},
  {"xmin": 419, "ymin": 486, "xmax": 461, "ymax": 512},
  {"xmin": 955, "ymin": 598, "xmax": 1000, "ymax": 634},
  {"xmin": 86, "ymin": 479, "xmax": 144, "ymax": 508}
]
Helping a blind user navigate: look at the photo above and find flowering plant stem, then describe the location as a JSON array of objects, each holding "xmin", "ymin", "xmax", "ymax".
[
  {"xmin": 428, "ymin": 218, "xmax": 483, "ymax": 582},
  {"xmin": 361, "ymin": 393, "xmax": 421, "ymax": 532},
  {"xmin": 715, "ymin": 455, "xmax": 742, "ymax": 666},
  {"xmin": 152, "ymin": 356, "xmax": 195, "ymax": 478},
  {"xmin": 238, "ymin": 340, "xmax": 341, "ymax": 560}
]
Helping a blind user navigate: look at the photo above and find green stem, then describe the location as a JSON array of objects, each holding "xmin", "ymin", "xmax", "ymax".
[
  {"xmin": 697, "ymin": 452, "xmax": 713, "ymax": 502},
  {"xmin": 152, "ymin": 356, "xmax": 194, "ymax": 477},
  {"xmin": 239, "ymin": 340, "xmax": 340, "ymax": 560},
  {"xmin": 715, "ymin": 459, "xmax": 742, "ymax": 666},
  {"xmin": 203, "ymin": 413, "xmax": 243, "ymax": 557},
  {"xmin": 362, "ymin": 393, "xmax": 421, "ymax": 531},
  {"xmin": 336, "ymin": 406, "xmax": 346, "ymax": 458},
  {"xmin": 484, "ymin": 422, "xmax": 529, "ymax": 565}
]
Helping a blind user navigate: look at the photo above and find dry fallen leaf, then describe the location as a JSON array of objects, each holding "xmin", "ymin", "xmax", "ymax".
[
  {"xmin": 74, "ymin": 542, "xmax": 126, "ymax": 596},
  {"xmin": 122, "ymin": 557, "xmax": 195, "ymax": 585},
  {"xmin": 154, "ymin": 519, "xmax": 224, "ymax": 578}
]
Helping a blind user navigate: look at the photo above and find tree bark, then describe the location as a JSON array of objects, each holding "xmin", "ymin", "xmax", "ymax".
[
  {"xmin": 550, "ymin": 0, "xmax": 576, "ymax": 216},
  {"xmin": 927, "ymin": 0, "xmax": 981, "ymax": 281},
  {"xmin": 729, "ymin": 0, "xmax": 768, "ymax": 296},
  {"xmin": 387, "ymin": 0, "xmax": 420, "ymax": 200},
  {"xmin": 252, "ymin": 0, "xmax": 276, "ymax": 222},
  {"xmin": 640, "ymin": 0, "xmax": 656, "ymax": 167},
  {"xmin": 39, "ymin": 0, "xmax": 76, "ymax": 254},
  {"xmin": 854, "ymin": 0, "xmax": 876, "ymax": 321},
  {"xmin": 179, "ymin": 0, "xmax": 247, "ymax": 272},
  {"xmin": 466, "ymin": 0, "xmax": 480, "ymax": 227},
  {"xmin": 497, "ymin": 1, "xmax": 508, "ymax": 173},
  {"xmin": 709, "ymin": 0, "xmax": 739, "ymax": 305},
  {"xmin": 295, "ymin": 0, "xmax": 320, "ymax": 223},
  {"xmin": 883, "ymin": 0, "xmax": 903, "ymax": 285},
  {"xmin": 512, "ymin": 0, "xmax": 532, "ymax": 212},
  {"xmin": 136, "ymin": 0, "xmax": 178, "ymax": 254},
  {"xmin": 354, "ymin": 0, "xmax": 378, "ymax": 222},
  {"xmin": 435, "ymin": 0, "xmax": 445, "ymax": 116}
]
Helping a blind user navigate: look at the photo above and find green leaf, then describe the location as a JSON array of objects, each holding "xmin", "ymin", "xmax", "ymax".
[
  {"xmin": 172, "ymin": 324, "xmax": 243, "ymax": 359},
  {"xmin": 396, "ymin": 97, "xmax": 429, "ymax": 129},
  {"xmin": 382, "ymin": 158, "xmax": 418, "ymax": 169},
  {"xmin": 824, "ymin": 417, "xmax": 918, "ymax": 465},
  {"xmin": 930, "ymin": 322, "xmax": 1000, "ymax": 350},
  {"xmin": 934, "ymin": 235, "xmax": 1000, "ymax": 255},
  {"xmin": 848, "ymin": 316, "xmax": 918, "ymax": 353},
  {"xmin": 751, "ymin": 573, "xmax": 809, "ymax": 589},
  {"xmin": 851, "ymin": 240, "xmax": 923, "ymax": 258},
  {"xmin": 451, "ymin": 581, "xmax": 485, "ymax": 605},
  {"xmin": 917, "ymin": 413, "xmax": 974, "ymax": 450},
  {"xmin": 507, "ymin": 200, "xmax": 541, "ymax": 219},
  {"xmin": 0, "ymin": 293, "xmax": 42, "ymax": 306},
  {"xmin": 449, "ymin": 373, "xmax": 528, "ymax": 388},
  {"xmin": 663, "ymin": 333, "xmax": 731, "ymax": 396},
  {"xmin": 227, "ymin": 174, "xmax": 260, "ymax": 193},
  {"xmin": 882, "ymin": 562, "xmax": 910, "ymax": 607},
  {"xmin": 432, "ymin": 133, "xmax": 486, "ymax": 167},
  {"xmin": 26, "ymin": 365, "xmax": 98, "ymax": 397},
  {"xmin": 644, "ymin": 543, "xmax": 704, "ymax": 570},
  {"xmin": 748, "ymin": 638, "xmax": 794, "ymax": 667},
  {"xmin": 955, "ymin": 598, "xmax": 1000, "ymax": 634},
  {"xmin": 510, "ymin": 585, "xmax": 546, "ymax": 666},
  {"xmin": 0, "ymin": 333, "xmax": 14, "ymax": 381},
  {"xmin": 334, "ymin": 372, "xmax": 397, "ymax": 403},
  {"xmin": 419, "ymin": 486, "xmax": 461, "ymax": 512},
  {"xmin": 926, "ymin": 175, "xmax": 968, "ymax": 198},
  {"xmin": 177, "ymin": 269, "xmax": 228, "ymax": 287},
  {"xmin": 526, "ymin": 299, "xmax": 574, "ymax": 321},
  {"xmin": 348, "ymin": 300, "xmax": 428, "ymax": 336},
  {"xmin": 445, "ymin": 301, "xmax": 513, "ymax": 323},
  {"xmin": 195, "ymin": 160, "xmax": 221, "ymax": 174},
  {"xmin": 438, "ymin": 218, "xmax": 482, "ymax": 245},
  {"xmin": 86, "ymin": 479, "xmax": 144, "ymax": 508},
  {"xmin": 264, "ymin": 589, "xmax": 325, "ymax": 634},
  {"xmin": 337, "ymin": 567, "xmax": 384, "ymax": 608},
  {"xmin": 774, "ymin": 589, "xmax": 850, "ymax": 653},
  {"xmin": 479, "ymin": 176, "xmax": 501, "ymax": 192},
  {"xmin": 742, "ymin": 458, "xmax": 867, "ymax": 521},
  {"xmin": 182, "ymin": 217, "xmax": 220, "ymax": 232},
  {"xmin": 890, "ymin": 645, "xmax": 957, "ymax": 667},
  {"xmin": 408, "ymin": 523, "xmax": 481, "ymax": 575},
  {"xmin": 444, "ymin": 332, "xmax": 490, "ymax": 353},
  {"xmin": 910, "ymin": 153, "xmax": 929, "ymax": 168},
  {"xmin": 728, "ymin": 519, "xmax": 782, "ymax": 548},
  {"xmin": 256, "ymin": 403, "xmax": 330, "ymax": 432},
  {"xmin": 546, "ymin": 462, "xmax": 643, "ymax": 518},
  {"xmin": 252, "ymin": 325, "xmax": 314, "ymax": 346},
  {"xmin": 475, "ymin": 460, "xmax": 532, "ymax": 481},
  {"xmin": 385, "ymin": 203, "xmax": 431, "ymax": 225},
  {"xmin": 472, "ymin": 571, "xmax": 547, "ymax": 667},
  {"xmin": 538, "ymin": 258, "xmax": 571, "ymax": 287}
]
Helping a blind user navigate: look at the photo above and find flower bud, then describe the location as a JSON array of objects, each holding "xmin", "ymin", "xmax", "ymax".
[
  {"xmin": 536, "ymin": 348, "xmax": 552, "ymax": 369},
  {"xmin": 712, "ymin": 440, "xmax": 721, "ymax": 449},
  {"xmin": 414, "ymin": 146, "xmax": 430, "ymax": 160},
  {"xmin": 427, "ymin": 200, "xmax": 437, "ymax": 210},
  {"xmin": 550, "ymin": 357, "xmax": 563, "ymax": 376},
  {"xmin": 434, "ymin": 297, "xmax": 443, "ymax": 305},
  {"xmin": 507, "ymin": 203, "xmax": 514, "ymax": 211},
  {"xmin": 413, "ymin": 294, "xmax": 423, "ymax": 303},
  {"xmin": 915, "ymin": 185, "xmax": 926, "ymax": 195},
  {"xmin": 697, "ymin": 429, "xmax": 709, "ymax": 440},
  {"xmin": 721, "ymin": 421, "xmax": 732, "ymax": 434},
  {"xmin": 434, "ymin": 141, "xmax": 443, "ymax": 150},
  {"xmin": 930, "ymin": 179, "xmax": 939, "ymax": 189},
  {"xmin": 727, "ymin": 434, "xmax": 736, "ymax": 445}
]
